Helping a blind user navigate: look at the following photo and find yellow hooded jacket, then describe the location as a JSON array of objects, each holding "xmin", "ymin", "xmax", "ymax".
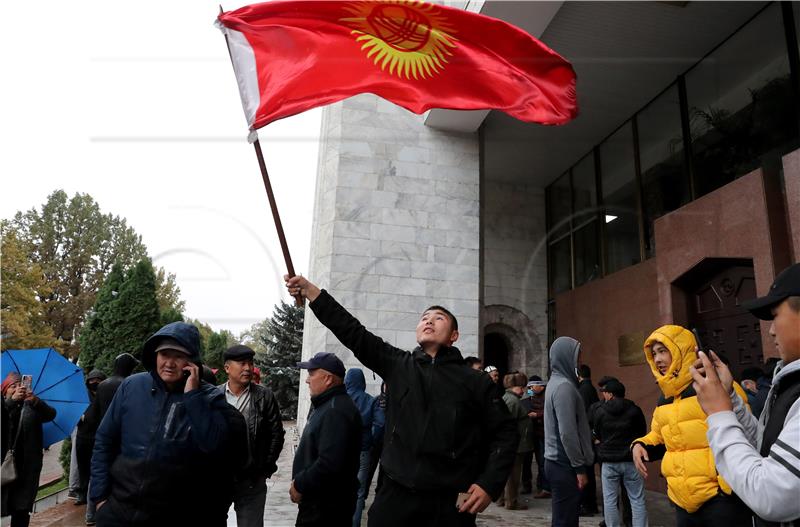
[{"xmin": 633, "ymin": 325, "xmax": 749, "ymax": 513}]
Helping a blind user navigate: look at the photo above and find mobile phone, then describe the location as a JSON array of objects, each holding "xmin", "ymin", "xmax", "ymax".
[
  {"xmin": 182, "ymin": 369, "xmax": 191, "ymax": 379},
  {"xmin": 456, "ymin": 492, "xmax": 470, "ymax": 509},
  {"xmin": 691, "ymin": 328, "xmax": 706, "ymax": 353},
  {"xmin": 21, "ymin": 375, "xmax": 32, "ymax": 390}
]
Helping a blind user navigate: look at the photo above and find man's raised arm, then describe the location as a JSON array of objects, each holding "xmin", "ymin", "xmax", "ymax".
[{"xmin": 285, "ymin": 275, "xmax": 403, "ymax": 376}]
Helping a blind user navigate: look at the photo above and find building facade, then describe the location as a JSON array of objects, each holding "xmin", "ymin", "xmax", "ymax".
[{"xmin": 297, "ymin": 3, "xmax": 800, "ymax": 489}]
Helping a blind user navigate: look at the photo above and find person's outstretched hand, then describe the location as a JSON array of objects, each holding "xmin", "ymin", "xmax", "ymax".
[
  {"xmin": 690, "ymin": 351, "xmax": 733, "ymax": 416},
  {"xmin": 459, "ymin": 483, "xmax": 491, "ymax": 514},
  {"xmin": 285, "ymin": 274, "xmax": 321, "ymax": 303}
]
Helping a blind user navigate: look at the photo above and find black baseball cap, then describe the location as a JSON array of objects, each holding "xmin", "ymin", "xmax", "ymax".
[
  {"xmin": 224, "ymin": 345, "xmax": 255, "ymax": 361},
  {"xmin": 742, "ymin": 263, "xmax": 800, "ymax": 320},
  {"xmin": 297, "ymin": 352, "xmax": 346, "ymax": 378}
]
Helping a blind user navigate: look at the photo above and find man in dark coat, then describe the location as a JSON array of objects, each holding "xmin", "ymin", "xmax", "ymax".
[
  {"xmin": 90, "ymin": 322, "xmax": 247, "ymax": 527},
  {"xmin": 590, "ymin": 380, "xmax": 648, "ymax": 527},
  {"xmin": 92, "ymin": 353, "xmax": 138, "ymax": 420},
  {"xmin": 219, "ymin": 344, "xmax": 285, "ymax": 527},
  {"xmin": 1, "ymin": 372, "xmax": 57, "ymax": 527},
  {"xmin": 286, "ymin": 276, "xmax": 518, "ymax": 527},
  {"xmin": 291, "ymin": 352, "xmax": 362, "ymax": 527},
  {"xmin": 74, "ymin": 369, "xmax": 106, "ymax": 511},
  {"xmin": 520, "ymin": 376, "xmax": 550, "ymax": 498}
]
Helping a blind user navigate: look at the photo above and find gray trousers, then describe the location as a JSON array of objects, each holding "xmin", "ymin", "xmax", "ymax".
[
  {"xmin": 68, "ymin": 429, "xmax": 80, "ymax": 494},
  {"xmin": 232, "ymin": 478, "xmax": 267, "ymax": 527}
]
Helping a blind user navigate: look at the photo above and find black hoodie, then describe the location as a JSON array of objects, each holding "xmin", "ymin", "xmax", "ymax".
[
  {"xmin": 309, "ymin": 290, "xmax": 517, "ymax": 498},
  {"xmin": 590, "ymin": 397, "xmax": 647, "ymax": 462},
  {"xmin": 76, "ymin": 369, "xmax": 107, "ymax": 439},
  {"xmin": 93, "ymin": 353, "xmax": 139, "ymax": 423}
]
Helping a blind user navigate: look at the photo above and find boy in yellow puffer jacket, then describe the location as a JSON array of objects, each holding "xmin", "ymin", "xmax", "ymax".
[{"xmin": 631, "ymin": 325, "xmax": 752, "ymax": 526}]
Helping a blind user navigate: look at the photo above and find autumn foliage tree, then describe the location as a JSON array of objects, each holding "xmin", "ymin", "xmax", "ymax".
[
  {"xmin": 6, "ymin": 190, "xmax": 184, "ymax": 359},
  {"xmin": 0, "ymin": 223, "xmax": 56, "ymax": 351}
]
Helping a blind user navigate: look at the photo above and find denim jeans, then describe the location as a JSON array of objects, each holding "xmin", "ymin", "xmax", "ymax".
[
  {"xmin": 353, "ymin": 450, "xmax": 372, "ymax": 527},
  {"xmin": 232, "ymin": 477, "xmax": 267, "ymax": 527},
  {"xmin": 601, "ymin": 461, "xmax": 648, "ymax": 527}
]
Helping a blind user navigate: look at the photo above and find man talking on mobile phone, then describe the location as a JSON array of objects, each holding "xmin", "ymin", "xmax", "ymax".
[{"xmin": 90, "ymin": 322, "xmax": 246, "ymax": 527}]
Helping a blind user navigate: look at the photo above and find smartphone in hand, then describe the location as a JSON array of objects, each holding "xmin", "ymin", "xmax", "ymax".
[
  {"xmin": 456, "ymin": 492, "xmax": 470, "ymax": 509},
  {"xmin": 21, "ymin": 374, "xmax": 32, "ymax": 390}
]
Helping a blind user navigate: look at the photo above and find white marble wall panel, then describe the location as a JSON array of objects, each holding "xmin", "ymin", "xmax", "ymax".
[
  {"xmin": 298, "ymin": 95, "xmax": 480, "ymax": 427},
  {"xmin": 482, "ymin": 181, "xmax": 549, "ymax": 376}
]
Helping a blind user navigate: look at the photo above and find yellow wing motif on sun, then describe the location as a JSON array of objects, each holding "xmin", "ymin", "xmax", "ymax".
[{"xmin": 341, "ymin": 1, "xmax": 458, "ymax": 80}]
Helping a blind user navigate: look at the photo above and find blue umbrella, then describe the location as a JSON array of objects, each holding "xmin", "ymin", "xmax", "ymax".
[{"xmin": 1, "ymin": 348, "xmax": 90, "ymax": 448}]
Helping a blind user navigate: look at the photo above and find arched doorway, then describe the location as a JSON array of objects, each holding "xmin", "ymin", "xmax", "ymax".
[
  {"xmin": 674, "ymin": 258, "xmax": 762, "ymax": 379},
  {"xmin": 484, "ymin": 332, "xmax": 510, "ymax": 378}
]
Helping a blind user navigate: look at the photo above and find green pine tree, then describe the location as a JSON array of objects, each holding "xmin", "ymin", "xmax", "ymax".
[
  {"xmin": 78, "ymin": 264, "xmax": 125, "ymax": 372},
  {"xmin": 205, "ymin": 330, "xmax": 235, "ymax": 370},
  {"xmin": 246, "ymin": 301, "xmax": 304, "ymax": 419},
  {"xmin": 78, "ymin": 259, "xmax": 161, "ymax": 374}
]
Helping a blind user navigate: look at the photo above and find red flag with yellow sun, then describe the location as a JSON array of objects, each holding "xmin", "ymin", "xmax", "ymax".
[{"xmin": 217, "ymin": 0, "xmax": 577, "ymax": 130}]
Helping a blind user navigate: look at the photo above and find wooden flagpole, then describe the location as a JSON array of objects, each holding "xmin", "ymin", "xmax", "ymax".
[{"xmin": 219, "ymin": 6, "xmax": 303, "ymax": 306}]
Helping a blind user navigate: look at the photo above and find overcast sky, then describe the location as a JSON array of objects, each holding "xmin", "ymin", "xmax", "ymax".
[{"xmin": 1, "ymin": 0, "xmax": 321, "ymax": 335}]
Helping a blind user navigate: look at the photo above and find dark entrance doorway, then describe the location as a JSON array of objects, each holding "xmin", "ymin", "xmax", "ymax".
[
  {"xmin": 484, "ymin": 332, "xmax": 510, "ymax": 379},
  {"xmin": 676, "ymin": 258, "xmax": 762, "ymax": 380}
]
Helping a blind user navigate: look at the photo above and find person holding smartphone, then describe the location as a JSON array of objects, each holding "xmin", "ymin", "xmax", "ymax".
[
  {"xmin": 631, "ymin": 325, "xmax": 752, "ymax": 526},
  {"xmin": 90, "ymin": 322, "xmax": 247, "ymax": 526},
  {"xmin": 1, "ymin": 371, "xmax": 56, "ymax": 527}
]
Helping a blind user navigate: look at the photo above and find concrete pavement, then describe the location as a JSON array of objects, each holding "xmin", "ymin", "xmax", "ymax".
[{"xmin": 28, "ymin": 421, "xmax": 676, "ymax": 526}]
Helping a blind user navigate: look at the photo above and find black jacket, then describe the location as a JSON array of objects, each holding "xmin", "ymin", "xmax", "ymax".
[
  {"xmin": 92, "ymin": 353, "xmax": 138, "ymax": 425},
  {"xmin": 217, "ymin": 381, "xmax": 285, "ymax": 480},
  {"xmin": 76, "ymin": 369, "xmax": 106, "ymax": 440},
  {"xmin": 1, "ymin": 398, "xmax": 56, "ymax": 514},
  {"xmin": 578, "ymin": 379, "xmax": 600, "ymax": 413},
  {"xmin": 590, "ymin": 397, "xmax": 647, "ymax": 462},
  {"xmin": 310, "ymin": 290, "xmax": 518, "ymax": 498},
  {"xmin": 292, "ymin": 384, "xmax": 361, "ymax": 519}
]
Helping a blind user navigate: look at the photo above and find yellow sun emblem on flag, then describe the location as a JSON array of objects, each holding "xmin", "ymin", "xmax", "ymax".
[{"xmin": 341, "ymin": 1, "xmax": 458, "ymax": 80}]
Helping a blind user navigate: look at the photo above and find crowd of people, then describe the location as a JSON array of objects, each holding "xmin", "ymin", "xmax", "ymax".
[{"xmin": 1, "ymin": 262, "xmax": 797, "ymax": 527}]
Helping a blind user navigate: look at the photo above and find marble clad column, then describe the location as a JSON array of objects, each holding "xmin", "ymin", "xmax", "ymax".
[{"xmin": 297, "ymin": 95, "xmax": 480, "ymax": 428}]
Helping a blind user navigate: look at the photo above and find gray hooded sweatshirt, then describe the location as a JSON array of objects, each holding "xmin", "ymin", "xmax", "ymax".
[{"xmin": 544, "ymin": 336, "xmax": 594, "ymax": 471}]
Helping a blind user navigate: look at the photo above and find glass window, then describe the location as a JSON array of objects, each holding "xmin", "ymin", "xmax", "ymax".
[
  {"xmin": 601, "ymin": 122, "xmax": 641, "ymax": 274},
  {"xmin": 572, "ymin": 153, "xmax": 598, "ymax": 228},
  {"xmin": 546, "ymin": 173, "xmax": 572, "ymax": 239},
  {"xmin": 637, "ymin": 84, "xmax": 690, "ymax": 258},
  {"xmin": 686, "ymin": 3, "xmax": 798, "ymax": 197},
  {"xmin": 573, "ymin": 219, "xmax": 600, "ymax": 287},
  {"xmin": 548, "ymin": 235, "xmax": 572, "ymax": 296}
]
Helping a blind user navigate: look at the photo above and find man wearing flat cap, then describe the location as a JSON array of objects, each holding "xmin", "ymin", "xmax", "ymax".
[
  {"xmin": 219, "ymin": 344, "xmax": 285, "ymax": 527},
  {"xmin": 691, "ymin": 262, "xmax": 800, "ymax": 525},
  {"xmin": 90, "ymin": 322, "xmax": 246, "ymax": 526},
  {"xmin": 291, "ymin": 352, "xmax": 362, "ymax": 527}
]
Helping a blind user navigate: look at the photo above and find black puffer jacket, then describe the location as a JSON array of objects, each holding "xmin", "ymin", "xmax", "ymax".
[
  {"xmin": 310, "ymin": 290, "xmax": 518, "ymax": 498},
  {"xmin": 590, "ymin": 397, "xmax": 647, "ymax": 462}
]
